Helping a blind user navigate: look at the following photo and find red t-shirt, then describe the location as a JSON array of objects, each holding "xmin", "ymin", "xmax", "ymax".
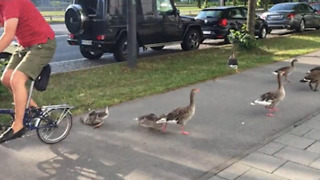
[{"xmin": 0, "ymin": 0, "xmax": 55, "ymax": 47}]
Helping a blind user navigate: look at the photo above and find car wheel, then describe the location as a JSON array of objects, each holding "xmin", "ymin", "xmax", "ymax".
[
  {"xmin": 259, "ymin": 26, "xmax": 267, "ymax": 39},
  {"xmin": 151, "ymin": 46, "xmax": 164, "ymax": 50},
  {"xmin": 65, "ymin": 4, "xmax": 89, "ymax": 35},
  {"xmin": 113, "ymin": 36, "xmax": 139, "ymax": 62},
  {"xmin": 296, "ymin": 20, "xmax": 305, "ymax": 32},
  {"xmin": 181, "ymin": 29, "xmax": 201, "ymax": 51},
  {"xmin": 80, "ymin": 45, "xmax": 103, "ymax": 60}
]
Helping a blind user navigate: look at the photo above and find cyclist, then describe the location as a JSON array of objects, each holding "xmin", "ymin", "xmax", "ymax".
[{"xmin": 0, "ymin": 0, "xmax": 56, "ymax": 143}]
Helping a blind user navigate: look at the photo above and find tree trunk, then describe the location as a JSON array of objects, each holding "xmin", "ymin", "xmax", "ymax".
[
  {"xmin": 197, "ymin": 0, "xmax": 201, "ymax": 8},
  {"xmin": 233, "ymin": 0, "xmax": 237, "ymax": 6},
  {"xmin": 246, "ymin": 0, "xmax": 256, "ymax": 36},
  {"xmin": 204, "ymin": 0, "xmax": 209, "ymax": 7}
]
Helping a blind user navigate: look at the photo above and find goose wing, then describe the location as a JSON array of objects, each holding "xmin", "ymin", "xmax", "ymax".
[
  {"xmin": 166, "ymin": 106, "xmax": 190, "ymax": 123},
  {"xmin": 137, "ymin": 113, "xmax": 158, "ymax": 121},
  {"xmin": 274, "ymin": 66, "xmax": 290, "ymax": 73},
  {"xmin": 261, "ymin": 91, "xmax": 279, "ymax": 101}
]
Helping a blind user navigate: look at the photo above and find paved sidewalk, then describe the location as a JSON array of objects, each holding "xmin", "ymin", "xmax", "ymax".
[
  {"xmin": 206, "ymin": 51, "xmax": 320, "ymax": 180},
  {"xmin": 208, "ymin": 113, "xmax": 320, "ymax": 180}
]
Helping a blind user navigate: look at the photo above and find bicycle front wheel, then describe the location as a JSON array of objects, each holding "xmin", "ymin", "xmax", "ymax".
[{"xmin": 36, "ymin": 108, "xmax": 72, "ymax": 144}]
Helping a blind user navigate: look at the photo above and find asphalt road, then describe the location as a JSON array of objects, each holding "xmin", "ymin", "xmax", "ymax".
[{"xmin": 49, "ymin": 24, "xmax": 302, "ymax": 74}]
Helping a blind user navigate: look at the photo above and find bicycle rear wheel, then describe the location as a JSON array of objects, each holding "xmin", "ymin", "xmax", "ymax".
[{"xmin": 36, "ymin": 108, "xmax": 72, "ymax": 144}]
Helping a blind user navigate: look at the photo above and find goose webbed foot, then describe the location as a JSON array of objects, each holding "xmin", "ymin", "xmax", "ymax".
[
  {"xmin": 266, "ymin": 113, "xmax": 275, "ymax": 117},
  {"xmin": 180, "ymin": 126, "xmax": 190, "ymax": 135}
]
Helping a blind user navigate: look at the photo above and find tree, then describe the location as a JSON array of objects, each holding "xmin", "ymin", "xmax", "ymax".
[
  {"xmin": 197, "ymin": 0, "xmax": 201, "ymax": 8},
  {"xmin": 246, "ymin": 0, "xmax": 256, "ymax": 36}
]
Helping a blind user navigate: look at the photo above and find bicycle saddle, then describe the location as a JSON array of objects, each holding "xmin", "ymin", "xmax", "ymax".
[{"xmin": 34, "ymin": 64, "xmax": 51, "ymax": 91}]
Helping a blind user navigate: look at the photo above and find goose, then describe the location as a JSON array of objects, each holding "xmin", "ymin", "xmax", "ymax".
[
  {"xmin": 251, "ymin": 71, "xmax": 285, "ymax": 117},
  {"xmin": 80, "ymin": 106, "xmax": 109, "ymax": 129},
  {"xmin": 300, "ymin": 70, "xmax": 320, "ymax": 91},
  {"xmin": 133, "ymin": 113, "xmax": 166, "ymax": 130},
  {"xmin": 228, "ymin": 44, "xmax": 238, "ymax": 73},
  {"xmin": 156, "ymin": 88, "xmax": 199, "ymax": 135},
  {"xmin": 306, "ymin": 66, "xmax": 320, "ymax": 74},
  {"xmin": 272, "ymin": 59, "xmax": 298, "ymax": 82}
]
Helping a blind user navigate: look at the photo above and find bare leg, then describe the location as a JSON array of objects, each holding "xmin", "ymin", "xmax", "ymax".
[
  {"xmin": 10, "ymin": 70, "xmax": 29, "ymax": 133},
  {"xmin": 1, "ymin": 69, "xmax": 38, "ymax": 108}
]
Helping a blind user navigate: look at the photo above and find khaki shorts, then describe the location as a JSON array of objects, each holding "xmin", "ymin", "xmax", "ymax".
[{"xmin": 6, "ymin": 38, "xmax": 56, "ymax": 80}]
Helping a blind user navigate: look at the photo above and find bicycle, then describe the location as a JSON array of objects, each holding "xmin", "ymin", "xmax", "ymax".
[{"xmin": 0, "ymin": 64, "xmax": 74, "ymax": 144}]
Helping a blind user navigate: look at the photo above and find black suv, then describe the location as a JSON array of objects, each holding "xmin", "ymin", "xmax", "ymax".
[
  {"xmin": 195, "ymin": 6, "xmax": 269, "ymax": 43},
  {"xmin": 65, "ymin": 0, "xmax": 203, "ymax": 62}
]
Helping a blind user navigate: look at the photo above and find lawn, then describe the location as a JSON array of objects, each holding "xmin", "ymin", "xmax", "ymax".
[{"xmin": 1, "ymin": 31, "xmax": 320, "ymax": 115}]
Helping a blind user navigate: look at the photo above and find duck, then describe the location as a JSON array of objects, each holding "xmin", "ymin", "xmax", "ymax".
[
  {"xmin": 306, "ymin": 66, "xmax": 320, "ymax": 74},
  {"xmin": 80, "ymin": 106, "xmax": 109, "ymax": 129},
  {"xmin": 156, "ymin": 88, "xmax": 199, "ymax": 135},
  {"xmin": 228, "ymin": 44, "xmax": 238, "ymax": 73},
  {"xmin": 300, "ymin": 70, "xmax": 320, "ymax": 91},
  {"xmin": 251, "ymin": 71, "xmax": 285, "ymax": 117},
  {"xmin": 272, "ymin": 59, "xmax": 298, "ymax": 82},
  {"xmin": 133, "ymin": 113, "xmax": 166, "ymax": 131}
]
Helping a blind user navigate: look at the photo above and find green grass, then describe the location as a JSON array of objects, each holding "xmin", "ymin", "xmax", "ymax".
[{"xmin": 1, "ymin": 31, "xmax": 320, "ymax": 115}]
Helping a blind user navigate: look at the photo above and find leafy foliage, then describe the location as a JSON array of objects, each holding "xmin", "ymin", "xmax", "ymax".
[{"xmin": 228, "ymin": 25, "xmax": 258, "ymax": 50}]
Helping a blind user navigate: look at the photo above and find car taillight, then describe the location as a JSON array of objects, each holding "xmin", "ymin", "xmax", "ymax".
[
  {"xmin": 68, "ymin": 33, "xmax": 74, "ymax": 39},
  {"xmin": 219, "ymin": 18, "xmax": 227, "ymax": 27},
  {"xmin": 96, "ymin": 35, "xmax": 106, "ymax": 40},
  {"xmin": 287, "ymin": 13, "xmax": 295, "ymax": 19}
]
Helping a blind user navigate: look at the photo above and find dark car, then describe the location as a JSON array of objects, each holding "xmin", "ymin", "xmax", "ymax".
[
  {"xmin": 64, "ymin": 0, "xmax": 203, "ymax": 62},
  {"xmin": 195, "ymin": 6, "xmax": 269, "ymax": 43},
  {"xmin": 310, "ymin": 2, "xmax": 320, "ymax": 15},
  {"xmin": 260, "ymin": 2, "xmax": 320, "ymax": 32}
]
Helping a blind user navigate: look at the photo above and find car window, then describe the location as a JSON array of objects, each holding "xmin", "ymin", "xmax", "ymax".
[
  {"xmin": 196, "ymin": 10, "xmax": 223, "ymax": 19},
  {"xmin": 157, "ymin": 0, "xmax": 173, "ymax": 13},
  {"xmin": 228, "ymin": 8, "xmax": 245, "ymax": 18},
  {"xmin": 140, "ymin": 0, "xmax": 153, "ymax": 15},
  {"xmin": 269, "ymin": 3, "xmax": 295, "ymax": 11},
  {"xmin": 109, "ymin": 0, "xmax": 126, "ymax": 15},
  {"xmin": 306, "ymin": 4, "xmax": 316, "ymax": 13},
  {"xmin": 311, "ymin": 4, "xmax": 320, "ymax": 11}
]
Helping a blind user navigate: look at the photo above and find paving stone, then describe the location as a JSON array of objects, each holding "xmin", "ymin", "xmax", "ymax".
[
  {"xmin": 310, "ymin": 157, "xmax": 320, "ymax": 170},
  {"xmin": 304, "ymin": 119, "xmax": 320, "ymax": 130},
  {"xmin": 239, "ymin": 152, "xmax": 286, "ymax": 173},
  {"xmin": 307, "ymin": 141, "xmax": 320, "ymax": 154},
  {"xmin": 208, "ymin": 175, "xmax": 227, "ymax": 180},
  {"xmin": 236, "ymin": 168, "xmax": 288, "ymax": 180},
  {"xmin": 290, "ymin": 124, "xmax": 312, "ymax": 136},
  {"xmin": 217, "ymin": 163, "xmax": 250, "ymax": 180},
  {"xmin": 274, "ymin": 161, "xmax": 320, "ymax": 180},
  {"xmin": 258, "ymin": 142, "xmax": 285, "ymax": 155},
  {"xmin": 274, "ymin": 133, "xmax": 315, "ymax": 149},
  {"xmin": 304, "ymin": 129, "xmax": 320, "ymax": 141},
  {"xmin": 274, "ymin": 146, "xmax": 319, "ymax": 166}
]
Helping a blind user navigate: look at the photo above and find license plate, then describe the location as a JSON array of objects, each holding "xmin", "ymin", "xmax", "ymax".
[
  {"xmin": 203, "ymin": 31, "xmax": 211, "ymax": 35},
  {"xmin": 81, "ymin": 40, "xmax": 92, "ymax": 45},
  {"xmin": 270, "ymin": 15, "xmax": 283, "ymax": 19}
]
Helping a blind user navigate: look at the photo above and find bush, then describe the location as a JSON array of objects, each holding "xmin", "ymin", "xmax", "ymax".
[
  {"xmin": 0, "ymin": 59, "xmax": 8, "ymax": 96},
  {"xmin": 228, "ymin": 25, "xmax": 258, "ymax": 50}
]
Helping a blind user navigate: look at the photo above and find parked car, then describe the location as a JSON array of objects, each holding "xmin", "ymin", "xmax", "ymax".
[
  {"xmin": 260, "ymin": 2, "xmax": 320, "ymax": 32},
  {"xmin": 65, "ymin": 0, "xmax": 203, "ymax": 62},
  {"xmin": 310, "ymin": 2, "xmax": 320, "ymax": 15},
  {"xmin": 195, "ymin": 6, "xmax": 269, "ymax": 43}
]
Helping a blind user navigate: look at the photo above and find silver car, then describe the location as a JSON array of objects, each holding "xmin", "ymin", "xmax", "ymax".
[{"xmin": 260, "ymin": 2, "xmax": 320, "ymax": 32}]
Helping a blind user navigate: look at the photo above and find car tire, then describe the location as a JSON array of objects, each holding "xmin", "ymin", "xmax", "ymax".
[
  {"xmin": 296, "ymin": 20, "xmax": 305, "ymax": 33},
  {"xmin": 80, "ymin": 45, "xmax": 103, "ymax": 60},
  {"xmin": 181, "ymin": 29, "xmax": 201, "ymax": 51},
  {"xmin": 151, "ymin": 46, "xmax": 165, "ymax": 50},
  {"xmin": 113, "ymin": 36, "xmax": 139, "ymax": 62},
  {"xmin": 65, "ymin": 4, "xmax": 89, "ymax": 35},
  {"xmin": 259, "ymin": 26, "xmax": 267, "ymax": 39}
]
